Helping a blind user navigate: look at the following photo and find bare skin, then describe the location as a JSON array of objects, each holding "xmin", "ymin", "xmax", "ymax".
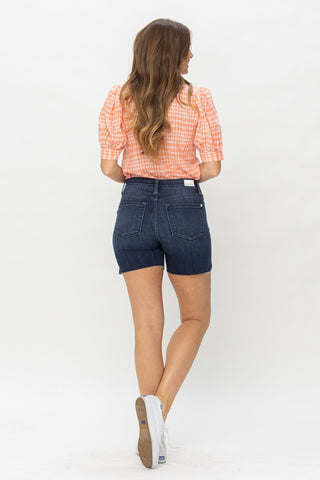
[
  {"xmin": 123, "ymin": 265, "xmax": 211, "ymax": 422},
  {"xmin": 120, "ymin": 45, "xmax": 216, "ymax": 423},
  {"xmin": 180, "ymin": 46, "xmax": 193, "ymax": 75}
]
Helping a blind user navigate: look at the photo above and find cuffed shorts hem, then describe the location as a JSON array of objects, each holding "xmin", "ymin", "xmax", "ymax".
[
  {"xmin": 119, "ymin": 263, "xmax": 164, "ymax": 275},
  {"xmin": 166, "ymin": 264, "xmax": 212, "ymax": 275}
]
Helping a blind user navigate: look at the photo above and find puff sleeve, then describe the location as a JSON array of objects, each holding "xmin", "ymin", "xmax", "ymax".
[
  {"xmin": 194, "ymin": 87, "xmax": 224, "ymax": 162},
  {"xmin": 98, "ymin": 84, "xmax": 128, "ymax": 161}
]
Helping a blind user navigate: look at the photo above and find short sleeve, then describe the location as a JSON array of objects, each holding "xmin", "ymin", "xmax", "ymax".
[
  {"xmin": 194, "ymin": 87, "xmax": 224, "ymax": 162},
  {"xmin": 98, "ymin": 84, "xmax": 128, "ymax": 161}
]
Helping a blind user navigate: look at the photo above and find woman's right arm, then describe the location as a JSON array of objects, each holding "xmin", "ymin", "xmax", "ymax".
[{"xmin": 198, "ymin": 161, "xmax": 221, "ymax": 183}]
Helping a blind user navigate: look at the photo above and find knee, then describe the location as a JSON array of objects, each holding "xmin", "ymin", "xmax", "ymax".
[
  {"xmin": 202, "ymin": 308, "xmax": 211, "ymax": 332},
  {"xmin": 181, "ymin": 315, "xmax": 210, "ymax": 333},
  {"xmin": 134, "ymin": 320, "xmax": 164, "ymax": 337},
  {"xmin": 201, "ymin": 317, "xmax": 210, "ymax": 333}
]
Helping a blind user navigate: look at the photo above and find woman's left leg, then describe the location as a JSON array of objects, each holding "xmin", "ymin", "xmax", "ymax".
[{"xmin": 123, "ymin": 265, "xmax": 165, "ymax": 397}]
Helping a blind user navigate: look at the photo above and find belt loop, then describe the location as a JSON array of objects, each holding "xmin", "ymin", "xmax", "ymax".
[
  {"xmin": 195, "ymin": 179, "xmax": 200, "ymax": 194},
  {"xmin": 121, "ymin": 180, "xmax": 126, "ymax": 194},
  {"xmin": 153, "ymin": 178, "xmax": 159, "ymax": 195}
]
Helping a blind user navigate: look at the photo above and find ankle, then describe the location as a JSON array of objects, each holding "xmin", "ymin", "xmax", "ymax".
[{"xmin": 154, "ymin": 392, "xmax": 168, "ymax": 422}]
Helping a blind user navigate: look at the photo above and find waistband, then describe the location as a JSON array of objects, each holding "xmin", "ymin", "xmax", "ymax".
[{"xmin": 123, "ymin": 176, "xmax": 201, "ymax": 194}]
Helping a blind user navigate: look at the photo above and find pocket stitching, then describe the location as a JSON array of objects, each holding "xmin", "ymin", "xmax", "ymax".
[
  {"xmin": 165, "ymin": 203, "xmax": 204, "ymax": 241},
  {"xmin": 113, "ymin": 202, "xmax": 146, "ymax": 238}
]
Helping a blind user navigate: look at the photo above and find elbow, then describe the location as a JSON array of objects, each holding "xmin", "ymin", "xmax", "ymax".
[
  {"xmin": 100, "ymin": 165, "xmax": 111, "ymax": 177},
  {"xmin": 213, "ymin": 162, "xmax": 221, "ymax": 177},
  {"xmin": 205, "ymin": 161, "xmax": 222, "ymax": 178},
  {"xmin": 100, "ymin": 158, "xmax": 116, "ymax": 176}
]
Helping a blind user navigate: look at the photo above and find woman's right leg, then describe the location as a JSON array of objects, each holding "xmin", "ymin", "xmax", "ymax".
[{"xmin": 155, "ymin": 270, "xmax": 211, "ymax": 421}]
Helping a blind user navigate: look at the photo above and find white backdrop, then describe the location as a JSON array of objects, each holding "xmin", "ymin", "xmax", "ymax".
[{"xmin": 1, "ymin": 0, "xmax": 319, "ymax": 478}]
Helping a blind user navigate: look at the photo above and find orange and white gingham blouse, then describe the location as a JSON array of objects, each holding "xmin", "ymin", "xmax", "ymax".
[{"xmin": 98, "ymin": 83, "xmax": 224, "ymax": 180}]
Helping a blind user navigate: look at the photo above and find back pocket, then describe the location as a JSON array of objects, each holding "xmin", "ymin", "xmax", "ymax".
[
  {"xmin": 113, "ymin": 202, "xmax": 146, "ymax": 237},
  {"xmin": 165, "ymin": 202, "xmax": 204, "ymax": 241}
]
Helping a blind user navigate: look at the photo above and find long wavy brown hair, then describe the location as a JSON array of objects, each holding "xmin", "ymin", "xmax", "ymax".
[{"xmin": 118, "ymin": 18, "xmax": 199, "ymax": 163}]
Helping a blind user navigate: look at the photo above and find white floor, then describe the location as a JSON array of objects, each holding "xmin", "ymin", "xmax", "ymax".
[{"xmin": 2, "ymin": 386, "xmax": 319, "ymax": 479}]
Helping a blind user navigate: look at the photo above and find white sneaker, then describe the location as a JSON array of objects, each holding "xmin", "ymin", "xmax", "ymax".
[
  {"xmin": 135, "ymin": 425, "xmax": 169, "ymax": 463},
  {"xmin": 135, "ymin": 395, "xmax": 165, "ymax": 468}
]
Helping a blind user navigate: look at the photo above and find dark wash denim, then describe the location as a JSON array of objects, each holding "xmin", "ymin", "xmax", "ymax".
[{"xmin": 112, "ymin": 177, "xmax": 212, "ymax": 275}]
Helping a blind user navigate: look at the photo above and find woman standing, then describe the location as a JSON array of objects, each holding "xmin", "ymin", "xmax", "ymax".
[{"xmin": 98, "ymin": 18, "xmax": 224, "ymax": 469}]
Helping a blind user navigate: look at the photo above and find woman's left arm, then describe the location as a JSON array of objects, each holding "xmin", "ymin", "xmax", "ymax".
[{"xmin": 101, "ymin": 160, "xmax": 126, "ymax": 183}]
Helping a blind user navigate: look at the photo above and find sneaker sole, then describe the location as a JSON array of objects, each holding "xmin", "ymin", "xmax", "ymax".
[{"xmin": 135, "ymin": 397, "xmax": 158, "ymax": 468}]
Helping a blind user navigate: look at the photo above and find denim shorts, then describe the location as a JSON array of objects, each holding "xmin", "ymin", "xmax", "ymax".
[{"xmin": 112, "ymin": 177, "xmax": 212, "ymax": 275}]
